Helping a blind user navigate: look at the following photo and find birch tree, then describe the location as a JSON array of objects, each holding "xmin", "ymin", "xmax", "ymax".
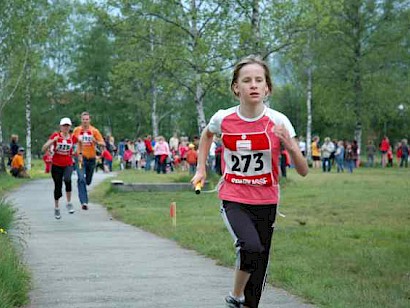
[{"xmin": 145, "ymin": 0, "xmax": 236, "ymax": 133}]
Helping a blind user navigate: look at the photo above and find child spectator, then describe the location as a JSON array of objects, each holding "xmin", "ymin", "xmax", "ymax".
[
  {"xmin": 10, "ymin": 147, "xmax": 30, "ymax": 178},
  {"xmin": 335, "ymin": 141, "xmax": 345, "ymax": 173},
  {"xmin": 186, "ymin": 143, "xmax": 198, "ymax": 175},
  {"xmin": 101, "ymin": 148, "xmax": 113, "ymax": 172},
  {"xmin": 345, "ymin": 143, "xmax": 355, "ymax": 173},
  {"xmin": 123, "ymin": 144, "xmax": 133, "ymax": 169},
  {"xmin": 178, "ymin": 138, "xmax": 189, "ymax": 171},
  {"xmin": 387, "ymin": 146, "xmax": 393, "ymax": 167}
]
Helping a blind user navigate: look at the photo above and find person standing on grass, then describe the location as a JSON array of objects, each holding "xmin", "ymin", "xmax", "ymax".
[
  {"xmin": 72, "ymin": 112, "xmax": 105, "ymax": 210},
  {"xmin": 191, "ymin": 55, "xmax": 308, "ymax": 308},
  {"xmin": 311, "ymin": 136, "xmax": 321, "ymax": 168},
  {"xmin": 335, "ymin": 140, "xmax": 345, "ymax": 173},
  {"xmin": 399, "ymin": 139, "xmax": 409, "ymax": 168},
  {"xmin": 345, "ymin": 142, "xmax": 355, "ymax": 173},
  {"xmin": 42, "ymin": 117, "xmax": 81, "ymax": 219},
  {"xmin": 154, "ymin": 136, "xmax": 170, "ymax": 174},
  {"xmin": 186, "ymin": 143, "xmax": 198, "ymax": 175},
  {"xmin": 379, "ymin": 136, "xmax": 390, "ymax": 167},
  {"xmin": 321, "ymin": 137, "xmax": 335, "ymax": 172}
]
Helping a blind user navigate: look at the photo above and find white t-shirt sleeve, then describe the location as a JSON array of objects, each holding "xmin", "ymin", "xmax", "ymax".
[
  {"xmin": 208, "ymin": 110, "xmax": 224, "ymax": 134},
  {"xmin": 266, "ymin": 109, "xmax": 296, "ymax": 138}
]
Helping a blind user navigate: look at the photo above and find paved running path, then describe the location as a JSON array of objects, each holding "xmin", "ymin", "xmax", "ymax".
[{"xmin": 9, "ymin": 172, "xmax": 314, "ymax": 308}]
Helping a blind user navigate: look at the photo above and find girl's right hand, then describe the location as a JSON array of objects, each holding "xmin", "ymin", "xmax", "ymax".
[{"xmin": 191, "ymin": 170, "xmax": 206, "ymax": 189}]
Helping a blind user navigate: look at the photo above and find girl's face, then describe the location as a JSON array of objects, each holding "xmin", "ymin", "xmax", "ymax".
[
  {"xmin": 60, "ymin": 124, "xmax": 70, "ymax": 133},
  {"xmin": 233, "ymin": 63, "xmax": 269, "ymax": 105}
]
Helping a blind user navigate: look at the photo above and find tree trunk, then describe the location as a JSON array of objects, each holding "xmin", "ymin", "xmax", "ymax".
[
  {"xmin": 352, "ymin": 2, "xmax": 363, "ymax": 154},
  {"xmin": 25, "ymin": 62, "xmax": 32, "ymax": 170},
  {"xmin": 195, "ymin": 80, "xmax": 207, "ymax": 133},
  {"xmin": 306, "ymin": 65, "xmax": 313, "ymax": 162},
  {"xmin": 149, "ymin": 21, "xmax": 159, "ymax": 138},
  {"xmin": 188, "ymin": 1, "xmax": 207, "ymax": 133},
  {"xmin": 251, "ymin": 0, "xmax": 261, "ymax": 54},
  {"xmin": 151, "ymin": 82, "xmax": 159, "ymax": 138}
]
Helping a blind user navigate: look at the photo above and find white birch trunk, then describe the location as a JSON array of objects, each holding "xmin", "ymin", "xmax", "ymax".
[
  {"xmin": 25, "ymin": 62, "xmax": 32, "ymax": 170},
  {"xmin": 151, "ymin": 83, "xmax": 159, "ymax": 138},
  {"xmin": 149, "ymin": 22, "xmax": 159, "ymax": 138},
  {"xmin": 195, "ymin": 80, "xmax": 207, "ymax": 132},
  {"xmin": 306, "ymin": 65, "xmax": 313, "ymax": 162},
  {"xmin": 189, "ymin": 0, "xmax": 207, "ymax": 133},
  {"xmin": 354, "ymin": 122, "xmax": 362, "ymax": 159}
]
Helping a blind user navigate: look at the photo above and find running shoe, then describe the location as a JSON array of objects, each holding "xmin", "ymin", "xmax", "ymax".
[
  {"xmin": 54, "ymin": 208, "xmax": 61, "ymax": 220},
  {"xmin": 81, "ymin": 204, "xmax": 88, "ymax": 210},
  {"xmin": 66, "ymin": 203, "xmax": 75, "ymax": 214},
  {"xmin": 225, "ymin": 294, "xmax": 244, "ymax": 308}
]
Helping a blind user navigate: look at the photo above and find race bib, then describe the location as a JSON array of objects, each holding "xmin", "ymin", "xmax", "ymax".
[
  {"xmin": 223, "ymin": 131, "xmax": 275, "ymax": 187},
  {"xmin": 81, "ymin": 132, "xmax": 93, "ymax": 145},
  {"xmin": 55, "ymin": 139, "xmax": 72, "ymax": 155}
]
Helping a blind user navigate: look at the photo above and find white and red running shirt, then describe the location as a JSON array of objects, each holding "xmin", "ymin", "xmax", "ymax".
[
  {"xmin": 48, "ymin": 132, "xmax": 78, "ymax": 167},
  {"xmin": 208, "ymin": 106, "xmax": 296, "ymax": 205}
]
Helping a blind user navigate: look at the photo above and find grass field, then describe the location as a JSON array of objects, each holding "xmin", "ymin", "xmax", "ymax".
[{"xmin": 91, "ymin": 167, "xmax": 410, "ymax": 308}]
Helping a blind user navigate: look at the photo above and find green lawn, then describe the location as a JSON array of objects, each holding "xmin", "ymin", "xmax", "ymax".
[{"xmin": 92, "ymin": 167, "xmax": 410, "ymax": 308}]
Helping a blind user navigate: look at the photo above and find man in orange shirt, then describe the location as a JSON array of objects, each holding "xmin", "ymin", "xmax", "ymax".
[
  {"xmin": 10, "ymin": 147, "xmax": 30, "ymax": 178},
  {"xmin": 73, "ymin": 112, "xmax": 105, "ymax": 210}
]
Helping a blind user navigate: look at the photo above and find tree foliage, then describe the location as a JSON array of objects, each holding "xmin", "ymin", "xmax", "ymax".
[{"xmin": 1, "ymin": 0, "xmax": 408, "ymax": 157}]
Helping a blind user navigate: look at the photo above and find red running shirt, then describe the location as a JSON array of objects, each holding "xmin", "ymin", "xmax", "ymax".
[
  {"xmin": 208, "ymin": 106, "xmax": 296, "ymax": 205},
  {"xmin": 49, "ymin": 132, "xmax": 78, "ymax": 167}
]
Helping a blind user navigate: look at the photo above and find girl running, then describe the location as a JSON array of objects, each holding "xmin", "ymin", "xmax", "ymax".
[
  {"xmin": 42, "ymin": 117, "xmax": 82, "ymax": 219},
  {"xmin": 191, "ymin": 55, "xmax": 308, "ymax": 308}
]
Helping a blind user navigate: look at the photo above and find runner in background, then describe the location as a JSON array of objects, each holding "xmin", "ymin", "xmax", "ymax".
[
  {"xmin": 73, "ymin": 112, "xmax": 105, "ymax": 210},
  {"xmin": 191, "ymin": 55, "xmax": 308, "ymax": 308}
]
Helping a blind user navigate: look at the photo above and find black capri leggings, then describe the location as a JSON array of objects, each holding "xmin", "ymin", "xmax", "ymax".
[
  {"xmin": 221, "ymin": 201, "xmax": 277, "ymax": 308},
  {"xmin": 51, "ymin": 165, "xmax": 73, "ymax": 200}
]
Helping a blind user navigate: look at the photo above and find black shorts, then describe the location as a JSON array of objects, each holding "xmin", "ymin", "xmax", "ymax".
[{"xmin": 221, "ymin": 201, "xmax": 277, "ymax": 308}]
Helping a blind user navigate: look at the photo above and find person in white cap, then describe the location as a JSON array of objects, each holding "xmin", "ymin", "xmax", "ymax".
[{"xmin": 42, "ymin": 117, "xmax": 82, "ymax": 220}]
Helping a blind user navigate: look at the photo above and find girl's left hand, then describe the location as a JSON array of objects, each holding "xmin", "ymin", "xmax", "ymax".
[{"xmin": 272, "ymin": 124, "xmax": 293, "ymax": 149}]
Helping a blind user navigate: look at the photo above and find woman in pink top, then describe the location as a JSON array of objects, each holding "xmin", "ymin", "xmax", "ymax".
[
  {"xmin": 154, "ymin": 136, "xmax": 170, "ymax": 174},
  {"xmin": 191, "ymin": 55, "xmax": 308, "ymax": 308}
]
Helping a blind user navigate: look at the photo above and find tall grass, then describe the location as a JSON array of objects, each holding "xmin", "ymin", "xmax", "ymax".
[
  {"xmin": 92, "ymin": 168, "xmax": 410, "ymax": 307},
  {"xmin": 0, "ymin": 174, "xmax": 31, "ymax": 308}
]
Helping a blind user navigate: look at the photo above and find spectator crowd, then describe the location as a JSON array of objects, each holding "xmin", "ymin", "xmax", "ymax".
[{"xmin": 3, "ymin": 132, "xmax": 409, "ymax": 178}]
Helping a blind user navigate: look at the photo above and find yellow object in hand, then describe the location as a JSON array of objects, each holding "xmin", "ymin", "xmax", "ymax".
[{"xmin": 195, "ymin": 183, "xmax": 202, "ymax": 195}]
